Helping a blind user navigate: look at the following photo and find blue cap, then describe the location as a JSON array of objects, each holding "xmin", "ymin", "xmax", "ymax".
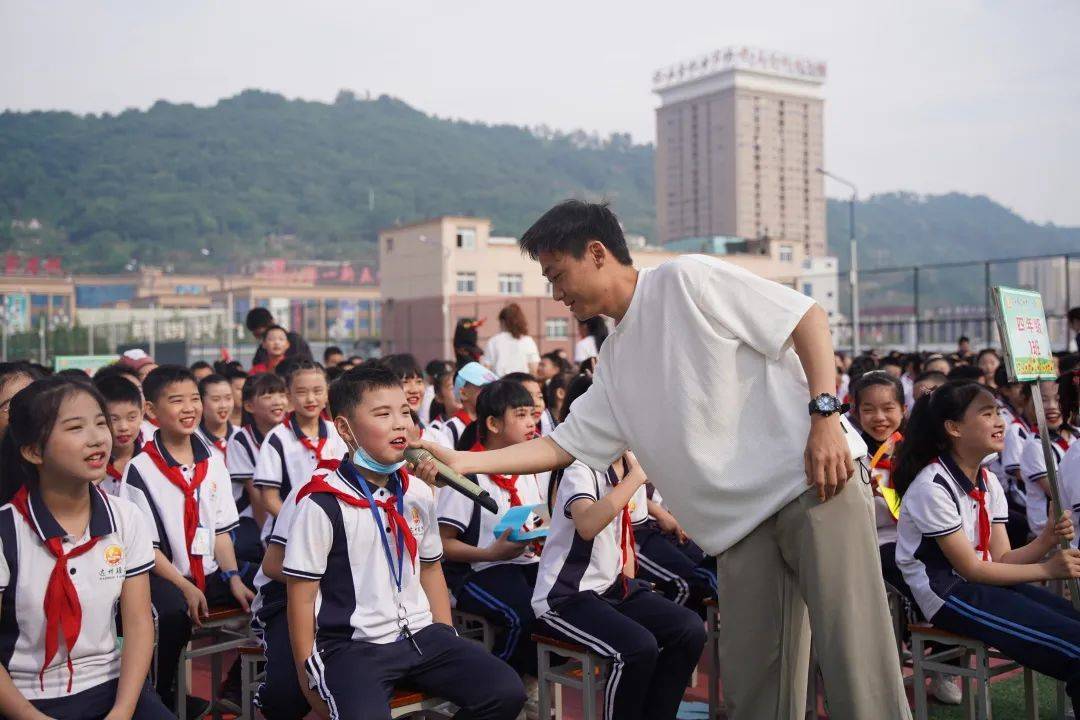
[{"xmin": 454, "ymin": 362, "xmax": 498, "ymax": 397}]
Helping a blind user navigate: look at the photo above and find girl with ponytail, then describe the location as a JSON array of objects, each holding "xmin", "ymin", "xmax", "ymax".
[
  {"xmin": 0, "ymin": 377, "xmax": 169, "ymax": 720},
  {"xmin": 893, "ymin": 380, "xmax": 1080, "ymax": 716}
]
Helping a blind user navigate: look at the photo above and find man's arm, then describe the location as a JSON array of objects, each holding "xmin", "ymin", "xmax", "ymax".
[
  {"xmin": 415, "ymin": 434, "xmax": 574, "ymax": 478},
  {"xmin": 791, "ymin": 303, "xmax": 854, "ymax": 501}
]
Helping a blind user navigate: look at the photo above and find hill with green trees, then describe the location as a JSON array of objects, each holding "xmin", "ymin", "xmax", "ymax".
[{"xmin": 1, "ymin": 90, "xmax": 1076, "ymax": 276}]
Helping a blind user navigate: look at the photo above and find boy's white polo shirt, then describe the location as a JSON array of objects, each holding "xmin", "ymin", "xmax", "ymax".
[
  {"xmin": 226, "ymin": 425, "xmax": 266, "ymax": 520},
  {"xmin": 0, "ymin": 485, "xmax": 154, "ymax": 699},
  {"xmin": 1020, "ymin": 429, "xmax": 1073, "ymax": 536},
  {"xmin": 121, "ymin": 431, "xmax": 239, "ymax": 577},
  {"xmin": 437, "ymin": 470, "xmax": 546, "ymax": 572},
  {"xmin": 895, "ymin": 455, "xmax": 1008, "ymax": 620},
  {"xmin": 282, "ymin": 465, "xmax": 443, "ymax": 645},
  {"xmin": 532, "ymin": 461, "xmax": 648, "ymax": 617},
  {"xmin": 253, "ymin": 415, "xmax": 347, "ymax": 501}
]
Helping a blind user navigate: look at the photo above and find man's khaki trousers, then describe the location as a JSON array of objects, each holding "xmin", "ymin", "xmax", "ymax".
[{"xmin": 715, "ymin": 466, "xmax": 912, "ymax": 720}]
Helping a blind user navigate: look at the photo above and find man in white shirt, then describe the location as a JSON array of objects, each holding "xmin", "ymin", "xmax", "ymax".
[{"xmin": 416, "ymin": 201, "xmax": 910, "ymax": 720}]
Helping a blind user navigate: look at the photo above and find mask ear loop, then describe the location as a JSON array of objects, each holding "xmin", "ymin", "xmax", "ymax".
[{"xmin": 337, "ymin": 414, "xmax": 359, "ymax": 455}]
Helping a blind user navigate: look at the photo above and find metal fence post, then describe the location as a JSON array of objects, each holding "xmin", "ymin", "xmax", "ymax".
[{"xmin": 984, "ymin": 262, "xmax": 992, "ymax": 346}]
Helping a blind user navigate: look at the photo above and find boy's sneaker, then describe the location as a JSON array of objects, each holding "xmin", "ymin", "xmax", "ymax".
[{"xmin": 929, "ymin": 672, "xmax": 962, "ymax": 705}]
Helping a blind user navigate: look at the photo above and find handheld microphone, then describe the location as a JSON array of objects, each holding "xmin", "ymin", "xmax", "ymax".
[{"xmin": 404, "ymin": 447, "xmax": 499, "ymax": 514}]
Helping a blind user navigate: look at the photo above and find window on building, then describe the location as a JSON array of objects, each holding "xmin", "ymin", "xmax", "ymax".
[
  {"xmin": 456, "ymin": 272, "xmax": 476, "ymax": 295},
  {"xmin": 498, "ymin": 273, "xmax": 523, "ymax": 296},
  {"xmin": 803, "ymin": 283, "xmax": 813, "ymax": 296},
  {"xmin": 544, "ymin": 281, "xmax": 553, "ymax": 297},
  {"xmin": 779, "ymin": 244, "xmax": 794, "ymax": 263},
  {"xmin": 545, "ymin": 318, "xmax": 569, "ymax": 339},
  {"xmin": 455, "ymin": 228, "xmax": 476, "ymax": 250},
  {"xmin": 385, "ymin": 237, "xmax": 393, "ymax": 253}
]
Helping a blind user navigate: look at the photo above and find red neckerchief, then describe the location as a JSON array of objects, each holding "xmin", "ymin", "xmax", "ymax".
[
  {"xmin": 201, "ymin": 423, "xmax": 231, "ymax": 461},
  {"xmin": 142, "ymin": 439, "xmax": 209, "ymax": 589},
  {"xmin": 941, "ymin": 456, "xmax": 992, "ymax": 561},
  {"xmin": 296, "ymin": 470, "xmax": 417, "ymax": 562},
  {"xmin": 11, "ymin": 486, "xmax": 103, "ymax": 692},
  {"xmin": 452, "ymin": 409, "xmax": 473, "ymax": 427},
  {"xmin": 105, "ymin": 462, "xmax": 122, "ymax": 481},
  {"xmin": 607, "ymin": 468, "xmax": 636, "ymax": 595},
  {"xmin": 289, "ymin": 413, "xmax": 327, "ymax": 460},
  {"xmin": 469, "ymin": 441, "xmax": 522, "ymax": 506}
]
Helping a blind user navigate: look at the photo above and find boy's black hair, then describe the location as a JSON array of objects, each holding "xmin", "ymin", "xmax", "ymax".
[
  {"xmin": 323, "ymin": 345, "xmax": 344, "ymax": 364},
  {"xmin": 880, "ymin": 356, "xmax": 903, "ymax": 370},
  {"xmin": 197, "ymin": 373, "xmax": 231, "ymax": 397},
  {"xmin": 190, "ymin": 360, "xmax": 213, "ymax": 373},
  {"xmin": 993, "ymin": 365, "xmax": 1015, "ymax": 389},
  {"xmin": 55, "ymin": 368, "xmax": 93, "ymax": 384},
  {"xmin": 475, "ymin": 380, "xmax": 535, "ymax": 443},
  {"xmin": 915, "ymin": 370, "xmax": 948, "ymax": 385},
  {"xmin": 851, "ymin": 371, "xmax": 905, "ymax": 407},
  {"xmin": 219, "ymin": 364, "xmax": 248, "ymax": 382},
  {"xmin": 519, "ymin": 200, "xmax": 632, "ymax": 266},
  {"xmin": 847, "ymin": 355, "xmax": 880, "ymax": 386},
  {"xmin": 958, "ymin": 336, "xmax": 971, "ymax": 344},
  {"xmin": 328, "ymin": 365, "xmax": 404, "ymax": 419},
  {"xmin": 326, "ymin": 365, "xmax": 346, "ymax": 382},
  {"xmin": 142, "ymin": 365, "xmax": 198, "ymax": 404},
  {"xmin": 94, "ymin": 374, "xmax": 143, "ymax": 407},
  {"xmin": 0, "ymin": 377, "xmax": 109, "ymax": 504},
  {"xmin": 501, "ymin": 371, "xmax": 540, "ymax": 386},
  {"xmin": 382, "ymin": 353, "xmax": 423, "ymax": 380},
  {"xmin": 246, "ymin": 307, "xmax": 274, "ymax": 332},
  {"xmin": 947, "ymin": 365, "xmax": 984, "ymax": 382},
  {"xmin": 276, "ymin": 358, "xmax": 326, "ymax": 386}
]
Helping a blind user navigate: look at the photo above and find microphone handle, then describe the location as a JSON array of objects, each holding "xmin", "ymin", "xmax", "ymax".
[{"xmin": 407, "ymin": 449, "xmax": 500, "ymax": 514}]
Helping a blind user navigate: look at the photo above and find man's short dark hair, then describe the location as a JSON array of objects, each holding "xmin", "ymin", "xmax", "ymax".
[
  {"xmin": 94, "ymin": 374, "xmax": 143, "ymax": 407},
  {"xmin": 190, "ymin": 360, "xmax": 212, "ymax": 373},
  {"xmin": 324, "ymin": 346, "xmax": 344, "ymax": 363},
  {"xmin": 142, "ymin": 365, "xmax": 197, "ymax": 403},
  {"xmin": 958, "ymin": 336, "xmax": 970, "ymax": 345},
  {"xmin": 519, "ymin": 200, "xmax": 633, "ymax": 266},
  {"xmin": 246, "ymin": 307, "xmax": 274, "ymax": 332},
  {"xmin": 329, "ymin": 365, "xmax": 404, "ymax": 419}
]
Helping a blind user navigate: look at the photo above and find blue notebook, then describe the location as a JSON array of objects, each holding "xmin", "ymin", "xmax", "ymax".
[{"xmin": 491, "ymin": 503, "xmax": 550, "ymax": 542}]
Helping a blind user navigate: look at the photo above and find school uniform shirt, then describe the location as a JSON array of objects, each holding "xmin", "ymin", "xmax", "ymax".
[
  {"xmin": 196, "ymin": 422, "xmax": 239, "ymax": 463},
  {"xmin": 895, "ymin": 455, "xmax": 1009, "ymax": 620},
  {"xmin": 427, "ymin": 412, "xmax": 470, "ymax": 451},
  {"xmin": 0, "ymin": 485, "xmax": 155, "ymax": 699},
  {"xmin": 537, "ymin": 408, "xmax": 557, "ymax": 438},
  {"xmin": 547, "ymin": 255, "xmax": 866, "ymax": 556},
  {"xmin": 139, "ymin": 418, "xmax": 159, "ymax": 443},
  {"xmin": 226, "ymin": 425, "xmax": 266, "ymax": 520},
  {"xmin": 281, "ymin": 465, "xmax": 443, "ymax": 645},
  {"xmin": 121, "ymin": 432, "xmax": 239, "ymax": 577},
  {"xmin": 1058, "ymin": 441, "xmax": 1080, "ymax": 549},
  {"xmin": 437, "ymin": 471, "xmax": 546, "ymax": 572},
  {"xmin": 1000, "ymin": 420, "xmax": 1031, "ymax": 507},
  {"xmin": 419, "ymin": 384, "xmax": 436, "ymax": 427},
  {"xmin": 863, "ymin": 433, "xmax": 899, "ymax": 546},
  {"xmin": 252, "ymin": 414, "xmax": 347, "ymax": 502},
  {"xmin": 532, "ymin": 461, "xmax": 649, "ymax": 617},
  {"xmin": 1020, "ymin": 429, "xmax": 1073, "ymax": 536}
]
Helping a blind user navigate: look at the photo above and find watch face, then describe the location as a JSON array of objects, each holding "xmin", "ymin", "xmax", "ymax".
[{"xmin": 815, "ymin": 395, "xmax": 838, "ymax": 413}]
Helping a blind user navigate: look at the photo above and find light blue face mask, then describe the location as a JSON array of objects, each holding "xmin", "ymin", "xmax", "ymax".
[{"xmin": 340, "ymin": 416, "xmax": 406, "ymax": 475}]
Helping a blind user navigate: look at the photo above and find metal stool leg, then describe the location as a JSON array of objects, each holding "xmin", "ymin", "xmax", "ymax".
[
  {"xmin": 1023, "ymin": 667, "xmax": 1038, "ymax": 720},
  {"xmin": 537, "ymin": 646, "xmax": 551, "ymax": 720},
  {"xmin": 582, "ymin": 652, "xmax": 598, "ymax": 720},
  {"xmin": 974, "ymin": 643, "xmax": 990, "ymax": 720},
  {"xmin": 912, "ymin": 632, "xmax": 929, "ymax": 720}
]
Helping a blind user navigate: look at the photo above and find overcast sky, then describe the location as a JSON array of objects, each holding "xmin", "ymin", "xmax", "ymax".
[{"xmin": 3, "ymin": 0, "xmax": 1077, "ymax": 225}]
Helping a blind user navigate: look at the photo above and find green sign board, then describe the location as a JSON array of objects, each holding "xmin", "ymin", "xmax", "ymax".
[
  {"xmin": 53, "ymin": 355, "xmax": 117, "ymax": 375},
  {"xmin": 990, "ymin": 286, "xmax": 1056, "ymax": 382}
]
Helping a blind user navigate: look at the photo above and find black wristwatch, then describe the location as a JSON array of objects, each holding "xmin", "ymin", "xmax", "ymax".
[{"xmin": 808, "ymin": 393, "xmax": 849, "ymax": 417}]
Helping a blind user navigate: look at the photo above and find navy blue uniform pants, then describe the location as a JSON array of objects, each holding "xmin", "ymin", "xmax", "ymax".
[
  {"xmin": 253, "ymin": 607, "xmax": 310, "ymax": 720},
  {"xmin": 932, "ymin": 581, "xmax": 1080, "ymax": 714},
  {"xmin": 536, "ymin": 578, "xmax": 706, "ymax": 720},
  {"xmin": 456, "ymin": 562, "xmax": 539, "ymax": 675},
  {"xmin": 306, "ymin": 623, "xmax": 525, "ymax": 720},
  {"xmin": 635, "ymin": 523, "xmax": 716, "ymax": 617},
  {"xmin": 30, "ymin": 679, "xmax": 172, "ymax": 720}
]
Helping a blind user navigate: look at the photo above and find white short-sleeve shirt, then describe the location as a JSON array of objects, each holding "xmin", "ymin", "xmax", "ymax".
[
  {"xmin": 226, "ymin": 425, "xmax": 266, "ymax": 520},
  {"xmin": 121, "ymin": 432, "xmax": 239, "ymax": 577},
  {"xmin": 548, "ymin": 256, "xmax": 864, "ymax": 555},
  {"xmin": 532, "ymin": 461, "xmax": 648, "ymax": 617},
  {"xmin": 0, "ymin": 486, "xmax": 154, "ymax": 699},
  {"xmin": 437, "ymin": 471, "xmax": 546, "ymax": 572},
  {"xmin": 1020, "ymin": 430, "xmax": 1073, "ymax": 536},
  {"xmin": 253, "ymin": 415, "xmax": 347, "ymax": 503},
  {"xmin": 281, "ymin": 465, "xmax": 443, "ymax": 646},
  {"xmin": 896, "ymin": 455, "xmax": 1009, "ymax": 620},
  {"xmin": 485, "ymin": 331, "xmax": 540, "ymax": 378},
  {"xmin": 1058, "ymin": 441, "xmax": 1080, "ymax": 549}
]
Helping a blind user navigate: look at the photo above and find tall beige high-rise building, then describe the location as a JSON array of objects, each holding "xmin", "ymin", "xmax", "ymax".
[{"xmin": 653, "ymin": 47, "xmax": 828, "ymax": 255}]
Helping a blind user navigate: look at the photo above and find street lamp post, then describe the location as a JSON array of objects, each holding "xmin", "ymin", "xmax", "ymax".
[{"xmin": 816, "ymin": 168, "xmax": 860, "ymax": 356}]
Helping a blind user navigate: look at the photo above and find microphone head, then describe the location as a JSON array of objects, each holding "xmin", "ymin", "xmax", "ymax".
[{"xmin": 403, "ymin": 447, "xmax": 431, "ymax": 466}]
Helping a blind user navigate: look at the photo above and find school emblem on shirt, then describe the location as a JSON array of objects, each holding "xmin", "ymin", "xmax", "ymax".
[
  {"xmin": 409, "ymin": 506, "xmax": 424, "ymax": 535},
  {"xmin": 104, "ymin": 544, "xmax": 123, "ymax": 566},
  {"xmin": 628, "ymin": 500, "xmax": 637, "ymax": 513}
]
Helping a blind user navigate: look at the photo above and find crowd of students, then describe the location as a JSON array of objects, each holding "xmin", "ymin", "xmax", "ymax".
[{"xmin": 0, "ymin": 313, "xmax": 1077, "ymax": 720}]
